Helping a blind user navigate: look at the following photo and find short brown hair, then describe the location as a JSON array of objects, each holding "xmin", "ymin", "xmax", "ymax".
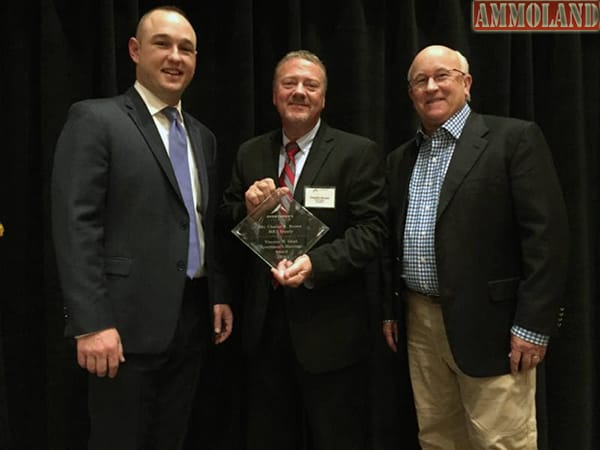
[{"xmin": 273, "ymin": 50, "xmax": 328, "ymax": 91}]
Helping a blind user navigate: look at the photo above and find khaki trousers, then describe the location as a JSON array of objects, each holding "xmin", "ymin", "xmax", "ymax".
[{"xmin": 406, "ymin": 290, "xmax": 537, "ymax": 450}]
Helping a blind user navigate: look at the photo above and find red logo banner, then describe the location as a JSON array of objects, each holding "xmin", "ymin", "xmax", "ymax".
[{"xmin": 472, "ymin": 1, "xmax": 600, "ymax": 31}]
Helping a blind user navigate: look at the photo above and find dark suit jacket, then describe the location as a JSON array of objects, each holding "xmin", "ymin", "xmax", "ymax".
[
  {"xmin": 52, "ymin": 87, "xmax": 229, "ymax": 354},
  {"xmin": 384, "ymin": 111, "xmax": 569, "ymax": 377},
  {"xmin": 219, "ymin": 122, "xmax": 388, "ymax": 373}
]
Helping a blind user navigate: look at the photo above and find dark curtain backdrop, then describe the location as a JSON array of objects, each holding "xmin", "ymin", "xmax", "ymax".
[{"xmin": 1, "ymin": 1, "xmax": 598, "ymax": 449}]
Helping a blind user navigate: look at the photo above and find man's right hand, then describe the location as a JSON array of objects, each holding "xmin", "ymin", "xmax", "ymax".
[
  {"xmin": 382, "ymin": 320, "xmax": 398, "ymax": 353},
  {"xmin": 76, "ymin": 327, "xmax": 125, "ymax": 378},
  {"xmin": 244, "ymin": 178, "xmax": 278, "ymax": 213}
]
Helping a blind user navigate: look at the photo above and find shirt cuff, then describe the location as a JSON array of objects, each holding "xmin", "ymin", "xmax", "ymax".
[{"xmin": 511, "ymin": 325, "xmax": 550, "ymax": 346}]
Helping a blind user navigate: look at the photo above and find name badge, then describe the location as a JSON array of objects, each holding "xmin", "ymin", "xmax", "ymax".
[{"xmin": 304, "ymin": 186, "xmax": 335, "ymax": 208}]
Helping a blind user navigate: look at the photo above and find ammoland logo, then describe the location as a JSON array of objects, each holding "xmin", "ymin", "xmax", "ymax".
[{"xmin": 473, "ymin": 0, "xmax": 600, "ymax": 31}]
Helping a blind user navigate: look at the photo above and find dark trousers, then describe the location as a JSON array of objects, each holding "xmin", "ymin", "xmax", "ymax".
[
  {"xmin": 87, "ymin": 278, "xmax": 210, "ymax": 450},
  {"xmin": 246, "ymin": 288, "xmax": 369, "ymax": 450}
]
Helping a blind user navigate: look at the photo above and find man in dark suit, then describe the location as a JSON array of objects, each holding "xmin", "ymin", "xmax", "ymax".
[
  {"xmin": 51, "ymin": 7, "xmax": 232, "ymax": 450},
  {"xmin": 382, "ymin": 45, "xmax": 569, "ymax": 449},
  {"xmin": 219, "ymin": 50, "xmax": 388, "ymax": 450}
]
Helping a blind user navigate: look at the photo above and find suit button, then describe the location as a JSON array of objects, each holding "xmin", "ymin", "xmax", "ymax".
[
  {"xmin": 180, "ymin": 220, "xmax": 188, "ymax": 230},
  {"xmin": 176, "ymin": 260, "xmax": 185, "ymax": 271},
  {"xmin": 394, "ymin": 291, "xmax": 400, "ymax": 297},
  {"xmin": 395, "ymin": 256, "xmax": 400, "ymax": 262}
]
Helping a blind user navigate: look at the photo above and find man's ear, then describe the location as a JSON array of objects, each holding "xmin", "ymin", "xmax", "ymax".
[
  {"xmin": 463, "ymin": 73, "xmax": 473, "ymax": 101},
  {"xmin": 128, "ymin": 37, "xmax": 140, "ymax": 63}
]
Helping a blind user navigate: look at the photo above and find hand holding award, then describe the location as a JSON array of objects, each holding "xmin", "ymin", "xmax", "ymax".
[{"xmin": 231, "ymin": 188, "xmax": 329, "ymax": 269}]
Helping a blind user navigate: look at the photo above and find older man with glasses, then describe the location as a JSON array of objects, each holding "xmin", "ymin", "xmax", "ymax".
[{"xmin": 382, "ymin": 45, "xmax": 569, "ymax": 450}]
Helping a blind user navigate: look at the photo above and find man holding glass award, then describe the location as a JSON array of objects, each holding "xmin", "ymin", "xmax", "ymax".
[{"xmin": 218, "ymin": 50, "xmax": 388, "ymax": 449}]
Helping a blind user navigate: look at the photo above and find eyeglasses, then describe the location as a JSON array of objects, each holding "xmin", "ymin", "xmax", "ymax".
[{"xmin": 408, "ymin": 68, "xmax": 466, "ymax": 91}]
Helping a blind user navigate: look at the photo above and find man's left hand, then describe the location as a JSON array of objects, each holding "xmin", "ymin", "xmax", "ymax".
[
  {"xmin": 509, "ymin": 334, "xmax": 547, "ymax": 374},
  {"xmin": 213, "ymin": 304, "xmax": 233, "ymax": 344},
  {"xmin": 271, "ymin": 254, "xmax": 312, "ymax": 288}
]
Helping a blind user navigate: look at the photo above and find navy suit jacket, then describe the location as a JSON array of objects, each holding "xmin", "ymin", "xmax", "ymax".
[
  {"xmin": 219, "ymin": 122, "xmax": 388, "ymax": 373},
  {"xmin": 384, "ymin": 111, "xmax": 569, "ymax": 376},
  {"xmin": 52, "ymin": 87, "xmax": 229, "ymax": 354}
]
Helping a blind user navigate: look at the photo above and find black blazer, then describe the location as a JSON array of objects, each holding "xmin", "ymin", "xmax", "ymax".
[
  {"xmin": 52, "ymin": 87, "xmax": 229, "ymax": 354},
  {"xmin": 384, "ymin": 111, "xmax": 569, "ymax": 377},
  {"xmin": 219, "ymin": 122, "xmax": 388, "ymax": 373}
]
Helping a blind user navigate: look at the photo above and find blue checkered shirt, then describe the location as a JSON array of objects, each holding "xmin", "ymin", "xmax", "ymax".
[{"xmin": 402, "ymin": 103, "xmax": 548, "ymax": 346}]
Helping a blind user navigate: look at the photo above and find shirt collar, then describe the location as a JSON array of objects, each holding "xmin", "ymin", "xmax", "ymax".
[
  {"xmin": 415, "ymin": 103, "xmax": 471, "ymax": 146},
  {"xmin": 283, "ymin": 119, "xmax": 321, "ymax": 153},
  {"xmin": 134, "ymin": 81, "xmax": 183, "ymax": 120}
]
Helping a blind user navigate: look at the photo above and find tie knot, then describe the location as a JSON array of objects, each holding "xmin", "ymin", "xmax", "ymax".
[
  {"xmin": 162, "ymin": 107, "xmax": 179, "ymax": 123},
  {"xmin": 285, "ymin": 141, "xmax": 300, "ymax": 159}
]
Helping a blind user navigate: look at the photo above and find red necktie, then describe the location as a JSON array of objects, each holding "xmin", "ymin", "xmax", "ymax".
[
  {"xmin": 279, "ymin": 141, "xmax": 300, "ymax": 192},
  {"xmin": 273, "ymin": 141, "xmax": 300, "ymax": 288}
]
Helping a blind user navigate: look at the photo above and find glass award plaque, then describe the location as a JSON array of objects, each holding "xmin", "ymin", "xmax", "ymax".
[{"xmin": 231, "ymin": 190, "xmax": 329, "ymax": 269}]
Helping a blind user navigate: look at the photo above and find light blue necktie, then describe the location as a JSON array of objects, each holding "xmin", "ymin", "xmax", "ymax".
[{"xmin": 162, "ymin": 107, "xmax": 201, "ymax": 278}]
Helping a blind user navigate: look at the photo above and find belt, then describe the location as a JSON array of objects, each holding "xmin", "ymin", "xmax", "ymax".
[{"xmin": 406, "ymin": 288, "xmax": 441, "ymax": 304}]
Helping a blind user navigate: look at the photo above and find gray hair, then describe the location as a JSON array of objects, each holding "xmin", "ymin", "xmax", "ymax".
[{"xmin": 455, "ymin": 50, "xmax": 470, "ymax": 74}]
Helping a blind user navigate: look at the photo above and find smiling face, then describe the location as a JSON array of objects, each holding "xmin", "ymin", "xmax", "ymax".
[
  {"xmin": 408, "ymin": 46, "xmax": 472, "ymax": 135},
  {"xmin": 128, "ymin": 9, "xmax": 197, "ymax": 106},
  {"xmin": 272, "ymin": 57, "xmax": 326, "ymax": 139}
]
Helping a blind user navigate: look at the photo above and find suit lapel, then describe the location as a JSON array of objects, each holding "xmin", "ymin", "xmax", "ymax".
[
  {"xmin": 295, "ymin": 123, "xmax": 334, "ymax": 204},
  {"xmin": 267, "ymin": 131, "xmax": 282, "ymax": 182},
  {"xmin": 123, "ymin": 88, "xmax": 182, "ymax": 201},
  {"xmin": 185, "ymin": 115, "xmax": 209, "ymax": 214},
  {"xmin": 437, "ymin": 112, "xmax": 489, "ymax": 221}
]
